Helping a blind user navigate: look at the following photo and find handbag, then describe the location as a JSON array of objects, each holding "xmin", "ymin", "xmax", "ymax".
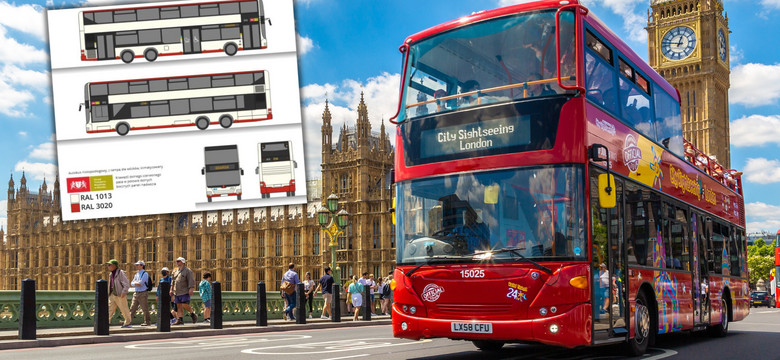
[{"xmin": 280, "ymin": 281, "xmax": 295, "ymax": 295}]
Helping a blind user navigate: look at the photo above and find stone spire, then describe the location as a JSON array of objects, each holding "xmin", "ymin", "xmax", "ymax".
[
  {"xmin": 322, "ymin": 99, "xmax": 333, "ymax": 156},
  {"xmin": 356, "ymin": 91, "xmax": 370, "ymax": 147},
  {"xmin": 7, "ymin": 174, "xmax": 13, "ymax": 203},
  {"xmin": 53, "ymin": 176, "xmax": 60, "ymax": 205}
]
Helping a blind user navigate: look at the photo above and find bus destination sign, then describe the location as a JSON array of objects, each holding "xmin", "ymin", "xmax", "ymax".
[{"xmin": 421, "ymin": 116, "xmax": 530, "ymax": 159}]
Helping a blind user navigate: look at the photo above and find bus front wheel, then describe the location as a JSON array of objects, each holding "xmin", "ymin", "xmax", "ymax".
[
  {"xmin": 144, "ymin": 48, "xmax": 158, "ymax": 62},
  {"xmin": 116, "ymin": 123, "xmax": 130, "ymax": 136},
  {"xmin": 196, "ymin": 116, "xmax": 210, "ymax": 130},
  {"xmin": 472, "ymin": 340, "xmax": 503, "ymax": 351},
  {"xmin": 219, "ymin": 115, "xmax": 233, "ymax": 128},
  {"xmin": 120, "ymin": 50, "xmax": 134, "ymax": 63},
  {"xmin": 224, "ymin": 42, "xmax": 238, "ymax": 56}
]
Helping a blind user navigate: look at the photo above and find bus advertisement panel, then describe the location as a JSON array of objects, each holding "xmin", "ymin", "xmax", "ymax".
[{"xmin": 389, "ymin": 0, "xmax": 746, "ymax": 356}]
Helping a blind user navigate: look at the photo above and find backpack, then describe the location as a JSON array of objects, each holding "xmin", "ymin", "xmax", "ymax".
[
  {"xmin": 145, "ymin": 271, "xmax": 154, "ymax": 291},
  {"xmin": 280, "ymin": 281, "xmax": 295, "ymax": 295},
  {"xmin": 383, "ymin": 283, "xmax": 391, "ymax": 295}
]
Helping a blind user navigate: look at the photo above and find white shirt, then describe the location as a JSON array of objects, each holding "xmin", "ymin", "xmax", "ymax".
[{"xmin": 358, "ymin": 278, "xmax": 376, "ymax": 294}]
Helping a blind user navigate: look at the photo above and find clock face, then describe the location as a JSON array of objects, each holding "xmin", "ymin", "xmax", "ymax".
[
  {"xmin": 661, "ymin": 26, "xmax": 697, "ymax": 60},
  {"xmin": 718, "ymin": 28, "xmax": 727, "ymax": 62}
]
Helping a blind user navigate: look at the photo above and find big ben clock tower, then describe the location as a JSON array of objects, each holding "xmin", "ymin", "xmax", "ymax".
[{"xmin": 647, "ymin": 0, "xmax": 731, "ymax": 168}]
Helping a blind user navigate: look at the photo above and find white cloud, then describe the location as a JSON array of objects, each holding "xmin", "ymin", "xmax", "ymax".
[
  {"xmin": 29, "ymin": 142, "xmax": 57, "ymax": 161},
  {"xmin": 0, "ymin": 26, "xmax": 48, "ymax": 65},
  {"xmin": 0, "ymin": 1, "xmax": 46, "ymax": 40},
  {"xmin": 729, "ymin": 45, "xmax": 744, "ymax": 65},
  {"xmin": 18, "ymin": 131, "xmax": 27, "ymax": 137},
  {"xmin": 1, "ymin": 64, "xmax": 49, "ymax": 91},
  {"xmin": 0, "ymin": 64, "xmax": 49, "ymax": 117},
  {"xmin": 730, "ymin": 115, "xmax": 780, "ymax": 147},
  {"xmin": 746, "ymin": 202, "xmax": 780, "ymax": 233},
  {"xmin": 0, "ymin": 77, "xmax": 34, "ymax": 117},
  {"xmin": 762, "ymin": 0, "xmax": 780, "ymax": 10},
  {"xmin": 14, "ymin": 161, "xmax": 57, "ymax": 181},
  {"xmin": 296, "ymin": 33, "xmax": 314, "ymax": 55},
  {"xmin": 730, "ymin": 63, "xmax": 780, "ymax": 107},
  {"xmin": 300, "ymin": 73, "xmax": 400, "ymax": 178},
  {"xmin": 743, "ymin": 158, "xmax": 780, "ymax": 184}
]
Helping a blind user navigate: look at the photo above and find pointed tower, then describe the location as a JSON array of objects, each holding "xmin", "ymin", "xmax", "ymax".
[
  {"xmin": 53, "ymin": 176, "xmax": 61, "ymax": 206},
  {"xmin": 7, "ymin": 174, "xmax": 14, "ymax": 204},
  {"xmin": 380, "ymin": 118, "xmax": 388, "ymax": 153},
  {"xmin": 322, "ymin": 99, "xmax": 333, "ymax": 162},
  {"xmin": 356, "ymin": 92, "xmax": 371, "ymax": 149}
]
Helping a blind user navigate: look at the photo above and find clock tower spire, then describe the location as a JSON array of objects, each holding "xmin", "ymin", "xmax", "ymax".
[{"xmin": 647, "ymin": 0, "xmax": 731, "ymax": 167}]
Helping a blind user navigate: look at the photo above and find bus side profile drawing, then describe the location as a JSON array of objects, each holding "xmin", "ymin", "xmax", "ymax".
[
  {"xmin": 81, "ymin": 70, "xmax": 271, "ymax": 136},
  {"xmin": 202, "ymin": 145, "xmax": 243, "ymax": 202},
  {"xmin": 255, "ymin": 141, "xmax": 296, "ymax": 198},
  {"xmin": 79, "ymin": 0, "xmax": 270, "ymax": 63}
]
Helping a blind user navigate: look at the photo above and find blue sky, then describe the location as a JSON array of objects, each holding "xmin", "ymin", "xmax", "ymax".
[{"xmin": 1, "ymin": 0, "xmax": 780, "ymax": 237}]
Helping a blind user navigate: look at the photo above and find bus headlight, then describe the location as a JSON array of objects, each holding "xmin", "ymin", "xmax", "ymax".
[
  {"xmin": 402, "ymin": 305, "xmax": 408, "ymax": 313},
  {"xmin": 539, "ymin": 307, "xmax": 548, "ymax": 316},
  {"xmin": 401, "ymin": 322, "xmax": 408, "ymax": 331},
  {"xmin": 410, "ymin": 306, "xmax": 417, "ymax": 314},
  {"xmin": 549, "ymin": 324, "xmax": 559, "ymax": 334}
]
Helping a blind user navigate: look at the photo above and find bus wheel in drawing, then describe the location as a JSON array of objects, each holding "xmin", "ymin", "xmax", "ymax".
[
  {"xmin": 286, "ymin": 191, "xmax": 294, "ymax": 197},
  {"xmin": 236, "ymin": 195, "xmax": 241, "ymax": 201},
  {"xmin": 196, "ymin": 116, "xmax": 210, "ymax": 130},
  {"xmin": 219, "ymin": 114, "xmax": 234, "ymax": 128},
  {"xmin": 120, "ymin": 50, "xmax": 135, "ymax": 63},
  {"xmin": 207, "ymin": 197, "xmax": 212, "ymax": 203},
  {"xmin": 116, "ymin": 123, "xmax": 130, "ymax": 136},
  {"xmin": 262, "ymin": 193, "xmax": 269, "ymax": 199},
  {"xmin": 224, "ymin": 42, "xmax": 238, "ymax": 56},
  {"xmin": 144, "ymin": 48, "xmax": 158, "ymax": 62}
]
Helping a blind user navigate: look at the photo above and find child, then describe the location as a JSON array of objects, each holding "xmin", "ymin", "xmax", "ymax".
[{"xmin": 199, "ymin": 272, "xmax": 212, "ymax": 323}]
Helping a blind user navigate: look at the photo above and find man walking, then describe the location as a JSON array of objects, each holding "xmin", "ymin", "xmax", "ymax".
[
  {"xmin": 315, "ymin": 266, "xmax": 334, "ymax": 319},
  {"xmin": 281, "ymin": 263, "xmax": 299, "ymax": 321},
  {"xmin": 105, "ymin": 259, "xmax": 132, "ymax": 328},
  {"xmin": 169, "ymin": 257, "xmax": 198, "ymax": 325},
  {"xmin": 129, "ymin": 260, "xmax": 152, "ymax": 326}
]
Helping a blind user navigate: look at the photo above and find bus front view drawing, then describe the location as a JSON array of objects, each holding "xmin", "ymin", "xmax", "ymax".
[
  {"xmin": 79, "ymin": 0, "xmax": 270, "ymax": 63},
  {"xmin": 202, "ymin": 145, "xmax": 243, "ymax": 202},
  {"xmin": 81, "ymin": 70, "xmax": 271, "ymax": 136},
  {"xmin": 256, "ymin": 141, "xmax": 296, "ymax": 198}
]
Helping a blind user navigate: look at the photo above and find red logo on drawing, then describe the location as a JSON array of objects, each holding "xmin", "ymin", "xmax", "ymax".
[{"xmin": 67, "ymin": 177, "xmax": 91, "ymax": 193}]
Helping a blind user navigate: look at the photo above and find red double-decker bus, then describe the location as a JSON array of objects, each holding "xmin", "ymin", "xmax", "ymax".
[
  {"xmin": 775, "ymin": 230, "xmax": 780, "ymax": 307},
  {"xmin": 389, "ymin": 0, "xmax": 747, "ymax": 355}
]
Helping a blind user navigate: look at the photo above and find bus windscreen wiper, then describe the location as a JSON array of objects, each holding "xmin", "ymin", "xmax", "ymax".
[
  {"xmin": 405, "ymin": 255, "xmax": 472, "ymax": 277},
  {"xmin": 477, "ymin": 247, "xmax": 554, "ymax": 274}
]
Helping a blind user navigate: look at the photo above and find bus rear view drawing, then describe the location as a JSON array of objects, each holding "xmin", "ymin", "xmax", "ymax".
[
  {"xmin": 256, "ymin": 141, "xmax": 296, "ymax": 198},
  {"xmin": 202, "ymin": 145, "xmax": 244, "ymax": 202}
]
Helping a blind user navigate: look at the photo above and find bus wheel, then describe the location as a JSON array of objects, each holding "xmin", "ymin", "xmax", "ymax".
[
  {"xmin": 207, "ymin": 197, "xmax": 212, "ymax": 203},
  {"xmin": 236, "ymin": 195, "xmax": 241, "ymax": 200},
  {"xmin": 472, "ymin": 340, "xmax": 504, "ymax": 351},
  {"xmin": 120, "ymin": 50, "xmax": 134, "ymax": 63},
  {"xmin": 144, "ymin": 48, "xmax": 158, "ymax": 62},
  {"xmin": 116, "ymin": 123, "xmax": 130, "ymax": 136},
  {"xmin": 196, "ymin": 116, "xmax": 210, "ymax": 130},
  {"xmin": 262, "ymin": 193, "xmax": 270, "ymax": 199},
  {"xmin": 219, "ymin": 115, "xmax": 233, "ymax": 128},
  {"xmin": 287, "ymin": 191, "xmax": 294, "ymax": 197},
  {"xmin": 224, "ymin": 42, "xmax": 238, "ymax": 56},
  {"xmin": 626, "ymin": 291, "xmax": 652, "ymax": 356},
  {"xmin": 709, "ymin": 298, "xmax": 729, "ymax": 337}
]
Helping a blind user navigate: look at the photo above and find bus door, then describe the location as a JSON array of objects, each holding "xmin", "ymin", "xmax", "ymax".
[
  {"xmin": 590, "ymin": 170, "xmax": 627, "ymax": 340},
  {"xmin": 242, "ymin": 23, "xmax": 262, "ymax": 49},
  {"xmin": 96, "ymin": 34, "xmax": 115, "ymax": 60},
  {"xmin": 182, "ymin": 28, "xmax": 201, "ymax": 54},
  {"xmin": 693, "ymin": 211, "xmax": 710, "ymax": 326}
]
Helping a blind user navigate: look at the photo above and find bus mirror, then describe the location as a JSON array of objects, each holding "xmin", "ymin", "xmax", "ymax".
[
  {"xmin": 391, "ymin": 197, "xmax": 396, "ymax": 225},
  {"xmin": 598, "ymin": 174, "xmax": 616, "ymax": 209},
  {"xmin": 201, "ymin": 168, "xmax": 205, "ymax": 175},
  {"xmin": 255, "ymin": 167, "xmax": 259, "ymax": 174},
  {"xmin": 78, "ymin": 104, "xmax": 83, "ymax": 111},
  {"xmin": 293, "ymin": 161, "xmax": 298, "ymax": 168},
  {"xmin": 241, "ymin": 168, "xmax": 245, "ymax": 176},
  {"xmin": 484, "ymin": 184, "xmax": 499, "ymax": 204}
]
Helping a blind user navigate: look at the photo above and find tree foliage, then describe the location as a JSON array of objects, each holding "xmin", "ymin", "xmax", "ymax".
[{"xmin": 747, "ymin": 238, "xmax": 777, "ymax": 283}]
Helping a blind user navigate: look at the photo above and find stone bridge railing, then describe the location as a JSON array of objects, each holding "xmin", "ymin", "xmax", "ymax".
[{"xmin": 0, "ymin": 290, "xmax": 328, "ymax": 329}]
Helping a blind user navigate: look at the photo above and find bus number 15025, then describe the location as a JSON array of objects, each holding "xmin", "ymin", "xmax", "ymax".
[{"xmin": 460, "ymin": 270, "xmax": 485, "ymax": 278}]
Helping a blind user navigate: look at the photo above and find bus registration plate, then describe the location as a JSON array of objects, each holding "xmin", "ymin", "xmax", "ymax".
[{"xmin": 451, "ymin": 322, "xmax": 492, "ymax": 334}]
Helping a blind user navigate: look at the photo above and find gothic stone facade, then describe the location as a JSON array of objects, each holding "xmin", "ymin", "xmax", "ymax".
[{"xmin": 0, "ymin": 95, "xmax": 394, "ymax": 291}]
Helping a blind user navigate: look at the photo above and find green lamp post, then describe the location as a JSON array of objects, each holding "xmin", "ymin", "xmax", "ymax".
[{"xmin": 318, "ymin": 194, "xmax": 350, "ymax": 283}]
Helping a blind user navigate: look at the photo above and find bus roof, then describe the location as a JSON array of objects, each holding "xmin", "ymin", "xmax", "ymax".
[
  {"xmin": 82, "ymin": 0, "xmax": 254, "ymax": 14},
  {"xmin": 401, "ymin": 0, "xmax": 679, "ymax": 102},
  {"xmin": 87, "ymin": 70, "xmax": 265, "ymax": 85}
]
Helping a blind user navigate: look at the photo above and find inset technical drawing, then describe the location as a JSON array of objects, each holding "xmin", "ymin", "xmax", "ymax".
[
  {"xmin": 202, "ymin": 145, "xmax": 244, "ymax": 202},
  {"xmin": 256, "ymin": 141, "xmax": 297, "ymax": 198},
  {"xmin": 79, "ymin": 0, "xmax": 270, "ymax": 63},
  {"xmin": 81, "ymin": 70, "xmax": 271, "ymax": 135}
]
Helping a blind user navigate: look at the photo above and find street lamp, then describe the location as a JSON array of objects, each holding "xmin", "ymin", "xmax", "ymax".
[{"xmin": 318, "ymin": 194, "xmax": 349, "ymax": 283}]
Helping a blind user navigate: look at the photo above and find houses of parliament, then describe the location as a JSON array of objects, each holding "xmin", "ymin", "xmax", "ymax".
[{"xmin": 0, "ymin": 94, "xmax": 394, "ymax": 291}]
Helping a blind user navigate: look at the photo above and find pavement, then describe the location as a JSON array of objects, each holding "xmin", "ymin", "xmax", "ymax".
[{"xmin": 0, "ymin": 315, "xmax": 392, "ymax": 350}]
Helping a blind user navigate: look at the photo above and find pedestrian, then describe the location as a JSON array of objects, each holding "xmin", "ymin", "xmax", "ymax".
[
  {"xmin": 128, "ymin": 260, "xmax": 152, "ymax": 326},
  {"xmin": 358, "ymin": 272, "xmax": 377, "ymax": 315},
  {"xmin": 382, "ymin": 275, "xmax": 393, "ymax": 316},
  {"xmin": 376, "ymin": 277, "xmax": 384, "ymax": 315},
  {"xmin": 344, "ymin": 275, "xmax": 356, "ymax": 314},
  {"xmin": 170, "ymin": 257, "xmax": 198, "ymax": 325},
  {"xmin": 303, "ymin": 272, "xmax": 315, "ymax": 319},
  {"xmin": 199, "ymin": 272, "xmax": 212, "ymax": 323},
  {"xmin": 281, "ymin": 263, "xmax": 300, "ymax": 321},
  {"xmin": 105, "ymin": 259, "xmax": 133, "ymax": 328},
  {"xmin": 316, "ymin": 266, "xmax": 334, "ymax": 319},
  {"xmin": 156, "ymin": 267, "xmax": 177, "ymax": 325},
  {"xmin": 347, "ymin": 275, "xmax": 364, "ymax": 321}
]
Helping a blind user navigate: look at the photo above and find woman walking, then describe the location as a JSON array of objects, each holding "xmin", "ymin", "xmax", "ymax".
[
  {"xmin": 347, "ymin": 275, "xmax": 364, "ymax": 321},
  {"xmin": 303, "ymin": 272, "xmax": 315, "ymax": 319}
]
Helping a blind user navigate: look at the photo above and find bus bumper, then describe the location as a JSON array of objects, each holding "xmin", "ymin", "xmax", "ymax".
[{"xmin": 392, "ymin": 303, "xmax": 591, "ymax": 348}]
